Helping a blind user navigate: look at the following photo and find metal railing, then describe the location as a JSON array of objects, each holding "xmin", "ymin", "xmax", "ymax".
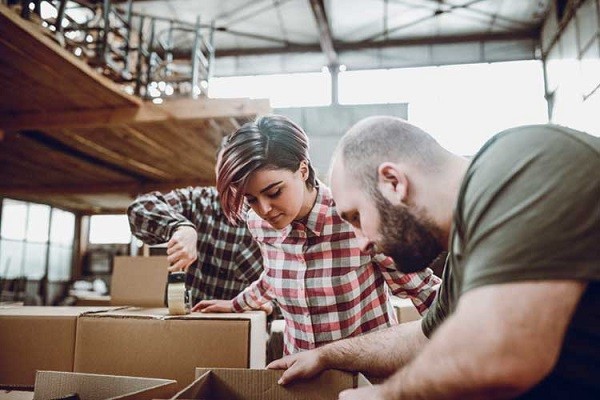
[{"xmin": 4, "ymin": 0, "xmax": 216, "ymax": 100}]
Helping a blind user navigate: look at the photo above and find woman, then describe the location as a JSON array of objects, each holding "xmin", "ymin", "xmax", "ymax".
[{"xmin": 194, "ymin": 114, "xmax": 440, "ymax": 354}]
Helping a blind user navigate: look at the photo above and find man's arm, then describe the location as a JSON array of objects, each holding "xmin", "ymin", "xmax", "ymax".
[
  {"xmin": 342, "ymin": 280, "xmax": 586, "ymax": 400},
  {"xmin": 268, "ymin": 318, "xmax": 428, "ymax": 384},
  {"xmin": 127, "ymin": 187, "xmax": 206, "ymax": 244}
]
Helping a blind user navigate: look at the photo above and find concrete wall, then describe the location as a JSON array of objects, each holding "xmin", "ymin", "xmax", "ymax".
[
  {"xmin": 274, "ymin": 103, "xmax": 408, "ymax": 181},
  {"xmin": 542, "ymin": 0, "xmax": 600, "ymax": 136}
]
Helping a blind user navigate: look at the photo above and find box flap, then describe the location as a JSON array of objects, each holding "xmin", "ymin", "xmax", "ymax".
[
  {"xmin": 33, "ymin": 371, "xmax": 177, "ymax": 400},
  {"xmin": 110, "ymin": 257, "xmax": 168, "ymax": 307},
  {"xmin": 174, "ymin": 368, "xmax": 370, "ymax": 399}
]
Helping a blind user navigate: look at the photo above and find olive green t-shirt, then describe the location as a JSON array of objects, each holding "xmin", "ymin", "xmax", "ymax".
[{"xmin": 422, "ymin": 125, "xmax": 600, "ymax": 397}]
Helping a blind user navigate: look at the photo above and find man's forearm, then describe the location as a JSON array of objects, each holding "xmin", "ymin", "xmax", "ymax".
[{"xmin": 321, "ymin": 320, "xmax": 428, "ymax": 377}]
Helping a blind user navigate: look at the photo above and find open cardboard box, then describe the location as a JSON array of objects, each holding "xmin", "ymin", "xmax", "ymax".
[
  {"xmin": 172, "ymin": 368, "xmax": 370, "ymax": 400},
  {"xmin": 32, "ymin": 371, "xmax": 177, "ymax": 400},
  {"xmin": 74, "ymin": 308, "xmax": 267, "ymax": 390}
]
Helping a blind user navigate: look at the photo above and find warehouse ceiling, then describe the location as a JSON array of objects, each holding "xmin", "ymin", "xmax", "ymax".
[
  {"xmin": 0, "ymin": 0, "xmax": 554, "ymax": 215},
  {"xmin": 116, "ymin": 0, "xmax": 552, "ymax": 75}
]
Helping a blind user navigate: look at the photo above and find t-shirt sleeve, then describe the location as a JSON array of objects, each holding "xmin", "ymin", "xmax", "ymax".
[
  {"xmin": 422, "ymin": 257, "xmax": 453, "ymax": 338},
  {"xmin": 459, "ymin": 126, "xmax": 600, "ymax": 294}
]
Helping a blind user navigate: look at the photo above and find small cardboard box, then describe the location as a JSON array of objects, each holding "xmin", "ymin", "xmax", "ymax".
[
  {"xmin": 110, "ymin": 257, "xmax": 168, "ymax": 307},
  {"xmin": 172, "ymin": 368, "xmax": 370, "ymax": 400},
  {"xmin": 74, "ymin": 308, "xmax": 267, "ymax": 390},
  {"xmin": 391, "ymin": 297, "xmax": 421, "ymax": 324},
  {"xmin": 32, "ymin": 371, "xmax": 177, "ymax": 400},
  {"xmin": 0, "ymin": 307, "xmax": 116, "ymax": 386}
]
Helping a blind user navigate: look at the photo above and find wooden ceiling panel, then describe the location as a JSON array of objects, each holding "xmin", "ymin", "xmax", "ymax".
[{"xmin": 0, "ymin": 4, "xmax": 139, "ymax": 116}]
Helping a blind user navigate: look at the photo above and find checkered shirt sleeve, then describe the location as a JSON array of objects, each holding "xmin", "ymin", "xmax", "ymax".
[
  {"xmin": 231, "ymin": 183, "xmax": 440, "ymax": 354},
  {"xmin": 127, "ymin": 187, "xmax": 264, "ymax": 302}
]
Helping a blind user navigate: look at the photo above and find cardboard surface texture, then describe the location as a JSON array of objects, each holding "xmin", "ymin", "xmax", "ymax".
[
  {"xmin": 110, "ymin": 257, "xmax": 168, "ymax": 307},
  {"xmin": 74, "ymin": 308, "xmax": 267, "ymax": 390},
  {"xmin": 391, "ymin": 297, "xmax": 421, "ymax": 324},
  {"xmin": 0, "ymin": 390, "xmax": 34, "ymax": 400},
  {"xmin": 32, "ymin": 371, "xmax": 177, "ymax": 400},
  {"xmin": 0, "ymin": 307, "xmax": 117, "ymax": 386},
  {"xmin": 172, "ymin": 368, "xmax": 370, "ymax": 400}
]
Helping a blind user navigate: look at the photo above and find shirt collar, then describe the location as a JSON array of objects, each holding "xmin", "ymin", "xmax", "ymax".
[{"xmin": 298, "ymin": 181, "xmax": 329, "ymax": 237}]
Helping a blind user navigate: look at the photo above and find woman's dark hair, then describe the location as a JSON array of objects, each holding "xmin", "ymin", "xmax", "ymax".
[{"xmin": 217, "ymin": 114, "xmax": 316, "ymax": 223}]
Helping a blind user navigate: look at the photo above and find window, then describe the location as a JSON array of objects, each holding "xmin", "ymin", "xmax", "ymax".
[
  {"xmin": 209, "ymin": 71, "xmax": 332, "ymax": 108},
  {"xmin": 0, "ymin": 199, "xmax": 74, "ymax": 281},
  {"xmin": 89, "ymin": 214, "xmax": 132, "ymax": 244},
  {"xmin": 339, "ymin": 60, "xmax": 548, "ymax": 155}
]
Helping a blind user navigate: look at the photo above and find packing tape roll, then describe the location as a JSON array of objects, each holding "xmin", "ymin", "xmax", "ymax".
[{"xmin": 167, "ymin": 282, "xmax": 190, "ymax": 315}]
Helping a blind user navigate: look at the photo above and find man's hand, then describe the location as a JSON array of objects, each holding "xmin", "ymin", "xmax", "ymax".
[
  {"xmin": 167, "ymin": 226, "xmax": 198, "ymax": 272},
  {"xmin": 192, "ymin": 299, "xmax": 234, "ymax": 313},
  {"xmin": 267, "ymin": 348, "xmax": 326, "ymax": 385},
  {"xmin": 339, "ymin": 385, "xmax": 389, "ymax": 400}
]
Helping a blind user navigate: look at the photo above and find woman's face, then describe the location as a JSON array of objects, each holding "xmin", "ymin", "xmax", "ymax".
[{"xmin": 244, "ymin": 165, "xmax": 309, "ymax": 229}]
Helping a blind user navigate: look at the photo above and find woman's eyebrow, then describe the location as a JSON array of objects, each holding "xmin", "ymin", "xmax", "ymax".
[{"xmin": 259, "ymin": 181, "xmax": 283, "ymax": 194}]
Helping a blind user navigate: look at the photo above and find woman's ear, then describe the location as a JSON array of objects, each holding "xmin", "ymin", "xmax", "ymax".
[
  {"xmin": 376, "ymin": 162, "xmax": 408, "ymax": 205},
  {"xmin": 299, "ymin": 160, "xmax": 309, "ymax": 181}
]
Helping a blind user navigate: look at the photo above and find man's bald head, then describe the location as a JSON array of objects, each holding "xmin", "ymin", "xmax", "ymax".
[{"xmin": 336, "ymin": 116, "xmax": 448, "ymax": 193}]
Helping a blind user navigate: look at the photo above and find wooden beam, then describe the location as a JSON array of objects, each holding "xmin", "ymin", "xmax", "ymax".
[
  {"xmin": 0, "ymin": 3, "xmax": 141, "ymax": 110},
  {"xmin": 308, "ymin": 0, "xmax": 338, "ymax": 66},
  {"xmin": 0, "ymin": 179, "xmax": 215, "ymax": 196},
  {"xmin": 0, "ymin": 98, "xmax": 271, "ymax": 130}
]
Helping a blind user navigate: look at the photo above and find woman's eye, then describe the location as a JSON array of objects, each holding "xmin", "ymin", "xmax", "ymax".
[
  {"xmin": 268, "ymin": 189, "xmax": 282, "ymax": 198},
  {"xmin": 246, "ymin": 198, "xmax": 257, "ymax": 204}
]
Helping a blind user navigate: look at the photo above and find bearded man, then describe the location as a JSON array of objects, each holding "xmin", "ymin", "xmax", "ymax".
[{"xmin": 267, "ymin": 117, "xmax": 599, "ymax": 400}]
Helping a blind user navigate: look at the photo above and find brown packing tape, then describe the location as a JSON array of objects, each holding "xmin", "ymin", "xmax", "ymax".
[{"xmin": 32, "ymin": 371, "xmax": 177, "ymax": 400}]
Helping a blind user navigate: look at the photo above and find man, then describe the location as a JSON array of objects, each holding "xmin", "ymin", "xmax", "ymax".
[
  {"xmin": 268, "ymin": 117, "xmax": 599, "ymax": 399},
  {"xmin": 127, "ymin": 139, "xmax": 268, "ymax": 306},
  {"xmin": 127, "ymin": 185, "xmax": 266, "ymax": 305}
]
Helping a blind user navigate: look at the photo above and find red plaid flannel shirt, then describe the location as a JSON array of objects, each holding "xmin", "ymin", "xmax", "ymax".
[
  {"xmin": 232, "ymin": 183, "xmax": 440, "ymax": 354},
  {"xmin": 128, "ymin": 187, "xmax": 264, "ymax": 303}
]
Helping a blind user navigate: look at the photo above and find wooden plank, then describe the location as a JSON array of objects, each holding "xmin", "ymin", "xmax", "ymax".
[
  {"xmin": 0, "ymin": 4, "xmax": 140, "ymax": 110},
  {"xmin": 0, "ymin": 98, "xmax": 271, "ymax": 130},
  {"xmin": 0, "ymin": 179, "xmax": 213, "ymax": 196}
]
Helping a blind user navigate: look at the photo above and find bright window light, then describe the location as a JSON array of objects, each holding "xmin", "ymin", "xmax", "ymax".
[
  {"xmin": 339, "ymin": 61, "xmax": 548, "ymax": 155},
  {"xmin": 1, "ymin": 199, "xmax": 28, "ymax": 240},
  {"xmin": 26, "ymin": 204, "xmax": 51, "ymax": 243},
  {"xmin": 50, "ymin": 209, "xmax": 75, "ymax": 245},
  {"xmin": 89, "ymin": 214, "xmax": 132, "ymax": 244},
  {"xmin": 209, "ymin": 71, "xmax": 331, "ymax": 108}
]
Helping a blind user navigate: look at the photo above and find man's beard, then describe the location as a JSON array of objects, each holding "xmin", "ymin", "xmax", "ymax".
[{"xmin": 373, "ymin": 190, "xmax": 444, "ymax": 273}]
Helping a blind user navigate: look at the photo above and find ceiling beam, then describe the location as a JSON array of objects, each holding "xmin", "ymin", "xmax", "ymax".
[
  {"xmin": 308, "ymin": 0, "xmax": 338, "ymax": 65},
  {"xmin": 209, "ymin": 29, "xmax": 538, "ymax": 58},
  {"xmin": 0, "ymin": 98, "xmax": 271, "ymax": 131},
  {"xmin": 0, "ymin": 179, "xmax": 214, "ymax": 196}
]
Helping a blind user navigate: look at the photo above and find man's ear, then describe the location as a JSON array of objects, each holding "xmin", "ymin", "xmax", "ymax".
[{"xmin": 376, "ymin": 162, "xmax": 408, "ymax": 205}]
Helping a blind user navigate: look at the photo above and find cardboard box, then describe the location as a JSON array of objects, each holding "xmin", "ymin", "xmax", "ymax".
[
  {"xmin": 172, "ymin": 368, "xmax": 370, "ymax": 400},
  {"xmin": 74, "ymin": 308, "xmax": 267, "ymax": 390},
  {"xmin": 0, "ymin": 390, "xmax": 33, "ymax": 400},
  {"xmin": 0, "ymin": 307, "xmax": 116, "ymax": 387},
  {"xmin": 391, "ymin": 297, "xmax": 421, "ymax": 324},
  {"xmin": 32, "ymin": 371, "xmax": 177, "ymax": 400},
  {"xmin": 110, "ymin": 257, "xmax": 168, "ymax": 307}
]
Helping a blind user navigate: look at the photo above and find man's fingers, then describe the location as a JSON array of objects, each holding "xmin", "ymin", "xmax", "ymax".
[
  {"xmin": 266, "ymin": 357, "xmax": 291, "ymax": 370},
  {"xmin": 167, "ymin": 259, "xmax": 187, "ymax": 272}
]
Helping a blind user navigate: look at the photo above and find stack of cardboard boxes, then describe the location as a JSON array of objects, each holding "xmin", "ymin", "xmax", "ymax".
[{"xmin": 0, "ymin": 257, "xmax": 369, "ymax": 400}]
